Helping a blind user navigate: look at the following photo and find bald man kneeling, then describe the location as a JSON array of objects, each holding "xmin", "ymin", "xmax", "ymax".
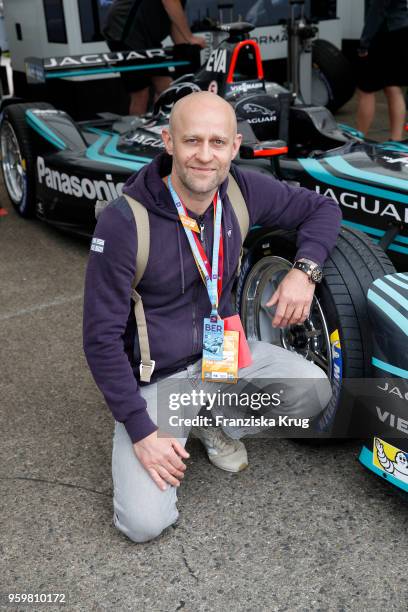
[{"xmin": 83, "ymin": 92, "xmax": 340, "ymax": 543}]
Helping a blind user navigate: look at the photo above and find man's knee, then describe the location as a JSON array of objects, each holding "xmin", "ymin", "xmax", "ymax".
[
  {"xmin": 261, "ymin": 354, "xmax": 332, "ymax": 418},
  {"xmin": 276, "ymin": 351, "xmax": 333, "ymax": 415},
  {"xmin": 279, "ymin": 375, "xmax": 332, "ymax": 419},
  {"xmin": 243, "ymin": 342, "xmax": 333, "ymax": 418},
  {"xmin": 113, "ymin": 504, "xmax": 178, "ymax": 544}
]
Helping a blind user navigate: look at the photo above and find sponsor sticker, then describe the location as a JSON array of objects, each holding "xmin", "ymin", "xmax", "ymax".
[
  {"xmin": 381, "ymin": 154, "xmax": 408, "ymax": 168},
  {"xmin": 126, "ymin": 133, "xmax": 165, "ymax": 148},
  {"xmin": 44, "ymin": 49, "xmax": 167, "ymax": 69},
  {"xmin": 316, "ymin": 329, "xmax": 342, "ymax": 432},
  {"xmin": 242, "ymin": 103, "xmax": 276, "ymax": 118},
  {"xmin": 229, "ymin": 81, "xmax": 264, "ymax": 95},
  {"xmin": 330, "ymin": 330, "xmax": 343, "ymax": 380},
  {"xmin": 205, "ymin": 49, "xmax": 227, "ymax": 73},
  {"xmin": 314, "ymin": 185, "xmax": 408, "ymax": 224},
  {"xmin": 37, "ymin": 157, "xmax": 124, "ymax": 201},
  {"xmin": 373, "ymin": 437, "xmax": 408, "ymax": 485}
]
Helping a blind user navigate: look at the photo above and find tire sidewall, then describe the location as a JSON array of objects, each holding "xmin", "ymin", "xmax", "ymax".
[
  {"xmin": 1, "ymin": 102, "xmax": 54, "ymax": 217},
  {"xmin": 236, "ymin": 232, "xmax": 343, "ymax": 375},
  {"xmin": 1, "ymin": 111, "xmax": 33, "ymax": 216},
  {"xmin": 311, "ymin": 39, "xmax": 356, "ymax": 111},
  {"xmin": 236, "ymin": 231, "xmax": 345, "ymax": 432}
]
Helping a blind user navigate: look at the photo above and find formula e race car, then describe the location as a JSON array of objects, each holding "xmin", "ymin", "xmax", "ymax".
[{"xmin": 1, "ymin": 22, "xmax": 407, "ymax": 495}]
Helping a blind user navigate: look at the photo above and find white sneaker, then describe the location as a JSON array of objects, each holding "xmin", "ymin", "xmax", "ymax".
[{"xmin": 191, "ymin": 425, "xmax": 248, "ymax": 472}]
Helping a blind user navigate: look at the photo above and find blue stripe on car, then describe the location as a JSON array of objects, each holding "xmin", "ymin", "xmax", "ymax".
[
  {"xmin": 337, "ymin": 123, "xmax": 364, "ymax": 138},
  {"xmin": 103, "ymin": 134, "xmax": 152, "ymax": 164},
  {"xmin": 379, "ymin": 141, "xmax": 408, "ymax": 153},
  {"xmin": 298, "ymin": 158, "xmax": 408, "ymax": 204},
  {"xmin": 25, "ymin": 110, "xmax": 66, "ymax": 150},
  {"xmin": 359, "ymin": 446, "xmax": 408, "ymax": 493},
  {"xmin": 372, "ymin": 357, "xmax": 408, "ymax": 377},
  {"xmin": 325, "ymin": 155, "xmax": 408, "ymax": 191},
  {"xmin": 372, "ymin": 278, "xmax": 408, "ymax": 313},
  {"xmin": 384, "ymin": 243, "xmax": 408, "ymax": 255},
  {"xmin": 45, "ymin": 62, "xmax": 190, "ymax": 79},
  {"xmin": 367, "ymin": 289, "xmax": 408, "ymax": 334},
  {"xmin": 86, "ymin": 133, "xmax": 146, "ymax": 171},
  {"xmin": 340, "ymin": 220, "xmax": 408, "ymax": 254},
  {"xmin": 341, "ymin": 219, "xmax": 408, "ymax": 243},
  {"xmin": 386, "ymin": 275, "xmax": 408, "ymax": 290}
]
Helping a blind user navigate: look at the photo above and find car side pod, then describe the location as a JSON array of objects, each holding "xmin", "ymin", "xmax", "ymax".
[{"xmin": 358, "ymin": 272, "xmax": 408, "ymax": 495}]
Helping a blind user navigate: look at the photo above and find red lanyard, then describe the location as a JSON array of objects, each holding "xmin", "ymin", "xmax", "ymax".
[{"xmin": 179, "ymin": 193, "xmax": 224, "ymax": 302}]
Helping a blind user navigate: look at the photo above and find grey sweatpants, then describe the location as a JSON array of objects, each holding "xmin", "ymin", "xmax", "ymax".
[{"xmin": 112, "ymin": 341, "xmax": 332, "ymax": 543}]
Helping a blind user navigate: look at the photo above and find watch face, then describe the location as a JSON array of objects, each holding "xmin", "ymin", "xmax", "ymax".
[{"xmin": 311, "ymin": 267, "xmax": 323, "ymax": 283}]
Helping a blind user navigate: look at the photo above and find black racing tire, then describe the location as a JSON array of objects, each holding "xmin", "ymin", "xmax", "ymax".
[
  {"xmin": 311, "ymin": 39, "xmax": 356, "ymax": 112},
  {"xmin": 236, "ymin": 226, "xmax": 396, "ymax": 432},
  {"xmin": 0, "ymin": 102, "xmax": 55, "ymax": 217}
]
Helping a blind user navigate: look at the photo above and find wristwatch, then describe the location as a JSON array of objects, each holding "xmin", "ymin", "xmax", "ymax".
[{"xmin": 293, "ymin": 258, "xmax": 323, "ymax": 283}]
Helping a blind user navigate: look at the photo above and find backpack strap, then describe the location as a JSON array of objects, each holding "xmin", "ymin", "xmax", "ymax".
[
  {"xmin": 227, "ymin": 172, "xmax": 249, "ymax": 243},
  {"xmin": 123, "ymin": 194, "xmax": 155, "ymax": 383},
  {"xmin": 226, "ymin": 172, "xmax": 250, "ymax": 275}
]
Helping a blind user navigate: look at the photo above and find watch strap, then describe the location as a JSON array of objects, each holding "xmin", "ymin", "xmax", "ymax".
[{"xmin": 293, "ymin": 259, "xmax": 323, "ymax": 283}]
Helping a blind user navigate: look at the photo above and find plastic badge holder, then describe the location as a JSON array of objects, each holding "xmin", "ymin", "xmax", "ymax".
[{"xmin": 202, "ymin": 330, "xmax": 239, "ymax": 383}]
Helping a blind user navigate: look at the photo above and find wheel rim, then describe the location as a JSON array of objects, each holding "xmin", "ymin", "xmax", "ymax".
[
  {"xmin": 240, "ymin": 255, "xmax": 332, "ymax": 377},
  {"xmin": 1, "ymin": 120, "xmax": 25, "ymax": 204}
]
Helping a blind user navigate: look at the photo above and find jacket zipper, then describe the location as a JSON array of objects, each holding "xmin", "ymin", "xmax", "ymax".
[
  {"xmin": 198, "ymin": 215, "xmax": 206, "ymax": 249},
  {"xmin": 192, "ymin": 215, "xmax": 206, "ymax": 354},
  {"xmin": 192, "ymin": 280, "xmax": 199, "ymax": 353}
]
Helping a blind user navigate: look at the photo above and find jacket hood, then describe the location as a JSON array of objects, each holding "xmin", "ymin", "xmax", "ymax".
[{"xmin": 122, "ymin": 152, "xmax": 231, "ymax": 219}]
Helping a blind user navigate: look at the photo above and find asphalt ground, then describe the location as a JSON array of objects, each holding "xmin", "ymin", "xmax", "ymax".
[{"xmin": 1, "ymin": 92, "xmax": 408, "ymax": 612}]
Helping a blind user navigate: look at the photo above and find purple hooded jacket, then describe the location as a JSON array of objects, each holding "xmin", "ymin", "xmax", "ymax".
[{"xmin": 83, "ymin": 152, "xmax": 342, "ymax": 443}]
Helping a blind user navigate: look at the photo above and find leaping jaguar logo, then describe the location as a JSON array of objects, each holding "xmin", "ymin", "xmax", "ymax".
[
  {"xmin": 156, "ymin": 82, "xmax": 202, "ymax": 116},
  {"xmin": 242, "ymin": 103, "xmax": 276, "ymax": 117}
]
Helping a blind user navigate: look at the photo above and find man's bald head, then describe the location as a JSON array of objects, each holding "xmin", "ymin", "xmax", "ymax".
[
  {"xmin": 169, "ymin": 91, "xmax": 237, "ymax": 135},
  {"xmin": 161, "ymin": 91, "xmax": 242, "ymax": 202}
]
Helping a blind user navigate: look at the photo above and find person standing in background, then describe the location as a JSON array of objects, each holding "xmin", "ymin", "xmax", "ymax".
[
  {"xmin": 356, "ymin": 0, "xmax": 408, "ymax": 141},
  {"xmin": 103, "ymin": 0, "xmax": 206, "ymax": 115}
]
